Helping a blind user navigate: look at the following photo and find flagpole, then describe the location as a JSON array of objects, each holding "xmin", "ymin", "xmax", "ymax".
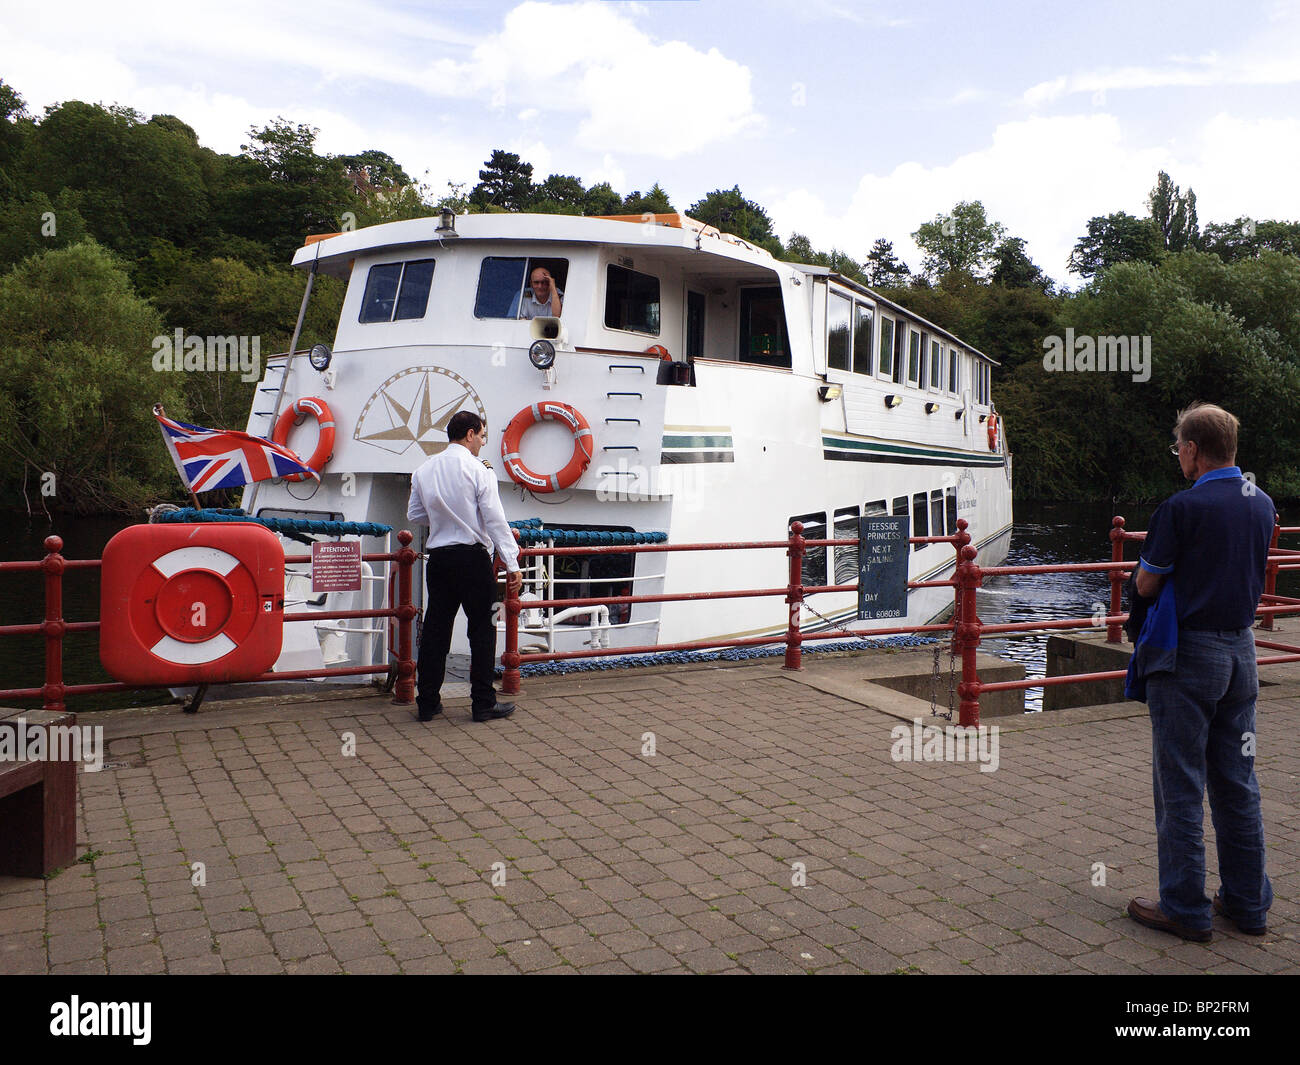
[{"xmin": 244, "ymin": 242, "xmax": 322, "ymax": 518}]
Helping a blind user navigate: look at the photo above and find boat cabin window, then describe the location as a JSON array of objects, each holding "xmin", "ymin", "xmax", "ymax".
[
  {"xmin": 912, "ymin": 491, "xmax": 929, "ymax": 550},
  {"xmin": 948, "ymin": 347, "xmax": 959, "ymax": 393},
  {"xmin": 475, "ymin": 257, "xmax": 570, "ymax": 319},
  {"xmin": 929, "ymin": 339, "xmax": 942, "ymax": 393},
  {"xmin": 864, "ymin": 499, "xmax": 887, "ymax": 517},
  {"xmin": 740, "ymin": 288, "xmax": 791, "ymax": 368},
  {"xmin": 945, "ymin": 486, "xmax": 957, "ymax": 535},
  {"xmin": 359, "ymin": 258, "xmax": 436, "ymax": 323},
  {"xmin": 878, "ymin": 317, "xmax": 895, "ymax": 380},
  {"xmin": 907, "ymin": 329, "xmax": 922, "ymax": 387},
  {"xmin": 790, "ymin": 512, "xmax": 826, "ymax": 585},
  {"xmin": 930, "ymin": 490, "xmax": 945, "ymax": 544},
  {"xmin": 604, "ymin": 264, "xmax": 660, "ymax": 335},
  {"xmin": 828, "ymin": 293, "xmax": 852, "ymax": 372},
  {"xmin": 853, "ymin": 304, "xmax": 874, "ymax": 375},
  {"xmin": 833, "ymin": 506, "xmax": 859, "ymax": 585}
]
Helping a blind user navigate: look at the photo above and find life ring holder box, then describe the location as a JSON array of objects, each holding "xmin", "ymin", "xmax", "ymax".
[{"xmin": 99, "ymin": 522, "xmax": 286, "ymax": 686}]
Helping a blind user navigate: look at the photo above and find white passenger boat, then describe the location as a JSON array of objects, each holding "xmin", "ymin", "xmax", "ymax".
[{"xmin": 242, "ymin": 211, "xmax": 1012, "ymax": 673}]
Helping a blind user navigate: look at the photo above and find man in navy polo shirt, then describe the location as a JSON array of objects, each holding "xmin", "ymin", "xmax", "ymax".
[{"xmin": 1127, "ymin": 402, "xmax": 1276, "ymax": 942}]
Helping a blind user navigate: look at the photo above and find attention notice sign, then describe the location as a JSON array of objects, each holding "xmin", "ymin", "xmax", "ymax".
[
  {"xmin": 312, "ymin": 540, "xmax": 362, "ymax": 593},
  {"xmin": 857, "ymin": 515, "xmax": 909, "ymax": 620}
]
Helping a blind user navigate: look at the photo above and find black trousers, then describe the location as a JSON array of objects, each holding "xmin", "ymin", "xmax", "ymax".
[{"xmin": 417, "ymin": 544, "xmax": 499, "ymax": 712}]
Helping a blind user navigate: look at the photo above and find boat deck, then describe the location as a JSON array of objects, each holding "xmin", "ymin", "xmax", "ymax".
[{"xmin": 3, "ymin": 635, "xmax": 1298, "ymax": 975}]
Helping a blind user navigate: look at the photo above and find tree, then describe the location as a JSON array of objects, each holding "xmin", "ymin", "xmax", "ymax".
[
  {"xmin": 1201, "ymin": 218, "xmax": 1300, "ymax": 263},
  {"xmin": 1067, "ymin": 212, "xmax": 1164, "ymax": 278},
  {"xmin": 469, "ymin": 150, "xmax": 534, "ymax": 211},
  {"xmin": 623, "ymin": 183, "xmax": 674, "ymax": 215},
  {"xmin": 530, "ymin": 173, "xmax": 586, "ymax": 214},
  {"xmin": 582, "ymin": 181, "xmax": 623, "ymax": 216},
  {"xmin": 1148, "ymin": 170, "xmax": 1199, "ymax": 252},
  {"xmin": 335, "ymin": 149, "xmax": 413, "ymax": 194},
  {"xmin": 0, "ymin": 242, "xmax": 184, "ymax": 512},
  {"xmin": 0, "ymin": 189, "xmax": 90, "ymax": 273},
  {"xmin": 991, "ymin": 236, "xmax": 1052, "ymax": 292},
  {"xmin": 20, "ymin": 101, "xmax": 210, "ymax": 256},
  {"xmin": 0, "ymin": 79, "xmax": 31, "ymax": 201},
  {"xmin": 686, "ymin": 185, "xmax": 776, "ymax": 248},
  {"xmin": 912, "ymin": 201, "xmax": 1006, "ymax": 281},
  {"xmin": 864, "ymin": 238, "xmax": 911, "ymax": 287}
]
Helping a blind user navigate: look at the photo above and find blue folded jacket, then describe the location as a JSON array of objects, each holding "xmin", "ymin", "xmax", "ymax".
[{"xmin": 1125, "ymin": 580, "xmax": 1178, "ymax": 702}]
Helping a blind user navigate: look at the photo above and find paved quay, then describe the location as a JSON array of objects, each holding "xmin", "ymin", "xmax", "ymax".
[{"xmin": 2, "ymin": 643, "xmax": 1298, "ymax": 975}]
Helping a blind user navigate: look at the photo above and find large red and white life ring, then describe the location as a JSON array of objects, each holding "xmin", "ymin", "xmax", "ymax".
[
  {"xmin": 501, "ymin": 401, "xmax": 593, "ymax": 493},
  {"xmin": 100, "ymin": 523, "xmax": 285, "ymax": 685},
  {"xmin": 272, "ymin": 397, "xmax": 336, "ymax": 481},
  {"xmin": 987, "ymin": 413, "xmax": 999, "ymax": 451}
]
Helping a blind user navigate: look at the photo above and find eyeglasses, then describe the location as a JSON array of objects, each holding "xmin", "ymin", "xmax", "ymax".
[{"xmin": 1169, "ymin": 440, "xmax": 1194, "ymax": 455}]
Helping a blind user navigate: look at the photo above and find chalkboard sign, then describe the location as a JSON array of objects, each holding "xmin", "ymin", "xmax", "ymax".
[{"xmin": 858, "ymin": 515, "xmax": 909, "ymax": 619}]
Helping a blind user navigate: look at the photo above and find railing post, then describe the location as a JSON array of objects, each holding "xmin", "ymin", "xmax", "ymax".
[
  {"xmin": 502, "ymin": 537, "xmax": 523, "ymax": 697},
  {"xmin": 1262, "ymin": 521, "xmax": 1280, "ymax": 632},
  {"xmin": 1108, "ymin": 515, "xmax": 1126, "ymax": 643},
  {"xmin": 784, "ymin": 521, "xmax": 805, "ymax": 671},
  {"xmin": 952, "ymin": 519, "xmax": 971, "ymax": 654},
  {"xmin": 956, "ymin": 544, "xmax": 982, "ymax": 728},
  {"xmin": 40, "ymin": 535, "xmax": 67, "ymax": 713},
  {"xmin": 393, "ymin": 530, "xmax": 416, "ymax": 704}
]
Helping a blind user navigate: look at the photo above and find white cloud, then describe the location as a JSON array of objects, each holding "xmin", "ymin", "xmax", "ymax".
[{"xmin": 417, "ymin": 2, "xmax": 762, "ymax": 158}]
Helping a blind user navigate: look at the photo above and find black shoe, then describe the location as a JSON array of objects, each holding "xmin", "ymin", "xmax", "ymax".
[
  {"xmin": 471, "ymin": 702, "xmax": 516, "ymax": 723},
  {"xmin": 417, "ymin": 703, "xmax": 442, "ymax": 722},
  {"xmin": 1214, "ymin": 891, "xmax": 1267, "ymax": 935},
  {"xmin": 1127, "ymin": 897, "xmax": 1212, "ymax": 942}
]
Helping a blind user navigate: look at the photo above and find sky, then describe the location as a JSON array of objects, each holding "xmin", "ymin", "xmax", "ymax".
[{"xmin": 3, "ymin": 0, "xmax": 1299, "ymax": 285}]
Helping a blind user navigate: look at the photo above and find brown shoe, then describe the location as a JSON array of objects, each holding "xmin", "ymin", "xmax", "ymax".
[
  {"xmin": 1127, "ymin": 897, "xmax": 1212, "ymax": 942},
  {"xmin": 1213, "ymin": 891, "xmax": 1267, "ymax": 935}
]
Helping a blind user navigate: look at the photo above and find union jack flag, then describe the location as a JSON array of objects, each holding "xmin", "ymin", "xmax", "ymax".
[{"xmin": 154, "ymin": 408, "xmax": 319, "ymax": 492}]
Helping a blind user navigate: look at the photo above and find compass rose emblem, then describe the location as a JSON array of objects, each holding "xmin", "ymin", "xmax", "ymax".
[{"xmin": 353, "ymin": 366, "xmax": 488, "ymax": 457}]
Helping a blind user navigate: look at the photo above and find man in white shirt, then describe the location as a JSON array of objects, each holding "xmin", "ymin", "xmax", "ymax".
[
  {"xmin": 407, "ymin": 410, "xmax": 522, "ymax": 722},
  {"xmin": 518, "ymin": 267, "xmax": 563, "ymax": 319}
]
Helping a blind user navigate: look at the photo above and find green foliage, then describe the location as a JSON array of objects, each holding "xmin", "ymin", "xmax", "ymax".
[
  {"xmin": 623, "ymin": 183, "xmax": 674, "ymax": 215},
  {"xmin": 865, "ymin": 239, "xmax": 911, "ymax": 287},
  {"xmin": 469, "ymin": 150, "xmax": 534, "ymax": 211},
  {"xmin": 990, "ymin": 237, "xmax": 1052, "ymax": 293},
  {"xmin": 686, "ymin": 185, "xmax": 778, "ymax": 252},
  {"xmin": 581, "ymin": 182, "xmax": 623, "ymax": 216},
  {"xmin": 1068, "ymin": 211, "xmax": 1164, "ymax": 278},
  {"xmin": 0, "ymin": 189, "xmax": 90, "ymax": 272},
  {"xmin": 912, "ymin": 201, "xmax": 1006, "ymax": 281},
  {"xmin": 530, "ymin": 173, "xmax": 586, "ymax": 215},
  {"xmin": 0, "ymin": 243, "xmax": 183, "ymax": 512},
  {"xmin": 1148, "ymin": 170, "xmax": 1199, "ymax": 252},
  {"xmin": 0, "ymin": 79, "xmax": 32, "ymax": 201},
  {"xmin": 1201, "ymin": 218, "xmax": 1300, "ymax": 262}
]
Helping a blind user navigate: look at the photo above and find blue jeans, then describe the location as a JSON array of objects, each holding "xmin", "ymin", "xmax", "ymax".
[{"xmin": 1146, "ymin": 628, "xmax": 1272, "ymax": 929}]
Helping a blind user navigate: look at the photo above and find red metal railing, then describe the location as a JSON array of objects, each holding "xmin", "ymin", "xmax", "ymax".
[
  {"xmin": 0, "ymin": 530, "xmax": 418, "ymax": 712},
  {"xmin": 501, "ymin": 516, "xmax": 1300, "ymax": 726},
  {"xmin": 4, "ymin": 519, "xmax": 1298, "ymax": 728}
]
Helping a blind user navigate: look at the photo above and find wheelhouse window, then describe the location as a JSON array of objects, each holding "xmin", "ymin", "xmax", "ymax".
[
  {"xmin": 791, "ymin": 512, "xmax": 826, "ymax": 585},
  {"xmin": 605, "ymin": 264, "xmax": 660, "ymax": 334},
  {"xmin": 929, "ymin": 339, "xmax": 942, "ymax": 393},
  {"xmin": 828, "ymin": 292, "xmax": 852, "ymax": 372},
  {"xmin": 359, "ymin": 259, "xmax": 436, "ymax": 323},
  {"xmin": 475, "ymin": 257, "xmax": 570, "ymax": 319},
  {"xmin": 948, "ymin": 347, "xmax": 959, "ymax": 393},
  {"xmin": 740, "ymin": 287, "xmax": 791, "ymax": 368},
  {"xmin": 853, "ymin": 304, "xmax": 874, "ymax": 375}
]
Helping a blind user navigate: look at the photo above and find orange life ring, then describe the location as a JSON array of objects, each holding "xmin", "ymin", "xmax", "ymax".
[
  {"xmin": 987, "ymin": 413, "xmax": 999, "ymax": 451},
  {"xmin": 646, "ymin": 344, "xmax": 672, "ymax": 361},
  {"xmin": 272, "ymin": 397, "xmax": 335, "ymax": 481},
  {"xmin": 501, "ymin": 402, "xmax": 593, "ymax": 492}
]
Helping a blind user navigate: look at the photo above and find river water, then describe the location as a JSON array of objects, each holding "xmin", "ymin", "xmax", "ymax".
[{"xmin": 1, "ymin": 500, "xmax": 1295, "ymax": 713}]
